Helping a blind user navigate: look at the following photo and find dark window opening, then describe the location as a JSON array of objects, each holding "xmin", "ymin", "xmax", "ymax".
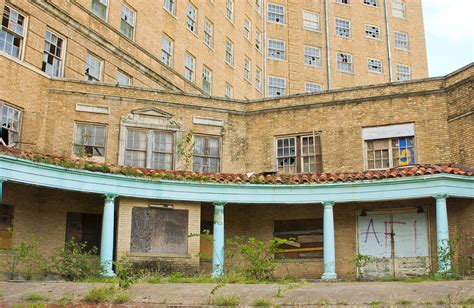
[
  {"xmin": 65, "ymin": 212, "xmax": 102, "ymax": 253},
  {"xmin": 273, "ymin": 218, "xmax": 323, "ymax": 259}
]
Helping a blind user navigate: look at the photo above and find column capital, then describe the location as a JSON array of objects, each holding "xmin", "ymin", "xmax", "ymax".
[
  {"xmin": 104, "ymin": 194, "xmax": 118, "ymax": 202},
  {"xmin": 322, "ymin": 201, "xmax": 335, "ymax": 207},
  {"xmin": 213, "ymin": 201, "xmax": 226, "ymax": 208},
  {"xmin": 433, "ymin": 194, "xmax": 448, "ymax": 200}
]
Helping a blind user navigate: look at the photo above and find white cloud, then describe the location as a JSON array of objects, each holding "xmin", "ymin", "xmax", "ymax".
[{"xmin": 423, "ymin": 0, "xmax": 474, "ymax": 41}]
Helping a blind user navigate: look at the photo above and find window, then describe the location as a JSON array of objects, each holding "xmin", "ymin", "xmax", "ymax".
[
  {"xmin": 41, "ymin": 31, "xmax": 64, "ymax": 77},
  {"xmin": 268, "ymin": 39, "xmax": 285, "ymax": 60},
  {"xmin": 91, "ymin": 0, "xmax": 108, "ymax": 21},
  {"xmin": 394, "ymin": 31, "xmax": 409, "ymax": 50},
  {"xmin": 193, "ymin": 135, "xmax": 220, "ymax": 173},
  {"xmin": 303, "ymin": 11, "xmax": 320, "ymax": 32},
  {"xmin": 255, "ymin": 30, "xmax": 262, "ymax": 51},
  {"xmin": 365, "ymin": 24, "xmax": 381, "ymax": 39},
  {"xmin": 268, "ymin": 3, "xmax": 285, "ymax": 23},
  {"xmin": 186, "ymin": 4, "xmax": 197, "ymax": 33},
  {"xmin": 73, "ymin": 123, "xmax": 106, "ymax": 157},
  {"xmin": 131, "ymin": 207, "xmax": 188, "ymax": 254},
  {"xmin": 84, "ymin": 53, "xmax": 102, "ymax": 82},
  {"xmin": 120, "ymin": 4, "xmax": 135, "ymax": 40},
  {"xmin": 255, "ymin": 67, "xmax": 262, "ymax": 92},
  {"xmin": 225, "ymin": 39, "xmax": 233, "ymax": 66},
  {"xmin": 204, "ymin": 19, "xmax": 213, "ymax": 48},
  {"xmin": 256, "ymin": 0, "xmax": 262, "ymax": 14},
  {"xmin": 0, "ymin": 102, "xmax": 21, "ymax": 147},
  {"xmin": 366, "ymin": 137, "xmax": 415, "ymax": 169},
  {"xmin": 225, "ymin": 83, "xmax": 233, "ymax": 98},
  {"xmin": 268, "ymin": 76, "xmax": 286, "ymax": 97},
  {"xmin": 184, "ymin": 52, "xmax": 195, "ymax": 82},
  {"xmin": 202, "ymin": 66, "xmax": 212, "ymax": 95},
  {"xmin": 305, "ymin": 82, "xmax": 322, "ymax": 93},
  {"xmin": 124, "ymin": 128, "xmax": 174, "ymax": 169},
  {"xmin": 0, "ymin": 6, "xmax": 26, "ymax": 59},
  {"xmin": 274, "ymin": 218, "xmax": 323, "ymax": 259},
  {"xmin": 163, "ymin": 0, "xmax": 176, "ymax": 15},
  {"xmin": 336, "ymin": 0, "xmax": 350, "ymax": 4},
  {"xmin": 336, "ymin": 52, "xmax": 353, "ymax": 73},
  {"xmin": 116, "ymin": 70, "xmax": 131, "ymax": 86},
  {"xmin": 392, "ymin": 0, "xmax": 406, "ymax": 18},
  {"xmin": 244, "ymin": 57, "xmax": 251, "ymax": 81},
  {"xmin": 364, "ymin": 0, "xmax": 378, "ymax": 7},
  {"xmin": 226, "ymin": 0, "xmax": 234, "ymax": 22},
  {"xmin": 66, "ymin": 213, "xmax": 102, "ymax": 253},
  {"xmin": 161, "ymin": 35, "xmax": 173, "ymax": 67},
  {"xmin": 276, "ymin": 134, "xmax": 322, "ymax": 174},
  {"xmin": 244, "ymin": 17, "xmax": 251, "ymax": 41},
  {"xmin": 368, "ymin": 58, "xmax": 383, "ymax": 73},
  {"xmin": 397, "ymin": 64, "xmax": 411, "ymax": 81},
  {"xmin": 335, "ymin": 18, "xmax": 351, "ymax": 38},
  {"xmin": 304, "ymin": 46, "xmax": 321, "ymax": 67}
]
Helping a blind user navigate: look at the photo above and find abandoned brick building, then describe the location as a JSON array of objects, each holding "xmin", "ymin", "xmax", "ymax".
[{"xmin": 0, "ymin": 0, "xmax": 473, "ymax": 280}]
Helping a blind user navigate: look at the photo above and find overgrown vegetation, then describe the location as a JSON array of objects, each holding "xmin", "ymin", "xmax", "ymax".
[
  {"xmin": 354, "ymin": 253, "xmax": 376, "ymax": 280},
  {"xmin": 82, "ymin": 286, "xmax": 131, "ymax": 304},
  {"xmin": 176, "ymin": 130, "xmax": 194, "ymax": 170},
  {"xmin": 254, "ymin": 298, "xmax": 272, "ymax": 306},
  {"xmin": 23, "ymin": 294, "xmax": 49, "ymax": 302},
  {"xmin": 211, "ymin": 295, "xmax": 240, "ymax": 306}
]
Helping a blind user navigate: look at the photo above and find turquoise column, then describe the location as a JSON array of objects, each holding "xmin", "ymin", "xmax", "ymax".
[
  {"xmin": 212, "ymin": 201, "xmax": 226, "ymax": 278},
  {"xmin": 321, "ymin": 201, "xmax": 337, "ymax": 280},
  {"xmin": 0, "ymin": 178, "xmax": 4, "ymax": 205},
  {"xmin": 101, "ymin": 194, "xmax": 117, "ymax": 277},
  {"xmin": 434, "ymin": 194, "xmax": 451, "ymax": 274}
]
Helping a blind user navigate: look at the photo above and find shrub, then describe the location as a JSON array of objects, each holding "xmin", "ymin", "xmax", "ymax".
[{"xmin": 115, "ymin": 258, "xmax": 137, "ymax": 289}]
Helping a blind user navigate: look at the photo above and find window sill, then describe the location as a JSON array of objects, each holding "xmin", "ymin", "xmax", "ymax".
[
  {"xmin": 267, "ymin": 21, "xmax": 286, "ymax": 26},
  {"xmin": 127, "ymin": 252, "xmax": 192, "ymax": 259}
]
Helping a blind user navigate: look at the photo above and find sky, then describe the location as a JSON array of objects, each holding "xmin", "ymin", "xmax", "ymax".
[{"xmin": 422, "ymin": 0, "xmax": 474, "ymax": 77}]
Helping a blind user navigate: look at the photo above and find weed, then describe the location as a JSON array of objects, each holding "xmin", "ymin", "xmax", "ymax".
[
  {"xmin": 336, "ymin": 300, "xmax": 349, "ymax": 305},
  {"xmin": 314, "ymin": 298, "xmax": 330, "ymax": 306},
  {"xmin": 396, "ymin": 299, "xmax": 414, "ymax": 306},
  {"xmin": 82, "ymin": 286, "xmax": 115, "ymax": 303},
  {"xmin": 23, "ymin": 294, "xmax": 49, "ymax": 302},
  {"xmin": 112, "ymin": 291, "xmax": 132, "ymax": 304},
  {"xmin": 275, "ymin": 286, "xmax": 284, "ymax": 298},
  {"xmin": 254, "ymin": 298, "xmax": 272, "ymax": 306},
  {"xmin": 367, "ymin": 301, "xmax": 383, "ymax": 308},
  {"xmin": 460, "ymin": 296, "xmax": 474, "ymax": 304},
  {"xmin": 115, "ymin": 258, "xmax": 137, "ymax": 289},
  {"xmin": 212, "ymin": 295, "xmax": 240, "ymax": 306},
  {"xmin": 54, "ymin": 293, "xmax": 74, "ymax": 306}
]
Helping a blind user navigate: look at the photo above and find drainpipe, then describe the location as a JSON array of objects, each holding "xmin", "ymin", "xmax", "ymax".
[
  {"xmin": 383, "ymin": 0, "xmax": 394, "ymax": 82},
  {"xmin": 262, "ymin": 0, "xmax": 267, "ymax": 97},
  {"xmin": 324, "ymin": 0, "xmax": 332, "ymax": 90}
]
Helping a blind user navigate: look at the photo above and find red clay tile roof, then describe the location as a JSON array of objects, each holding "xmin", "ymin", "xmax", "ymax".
[{"xmin": 1, "ymin": 146, "xmax": 472, "ymax": 184}]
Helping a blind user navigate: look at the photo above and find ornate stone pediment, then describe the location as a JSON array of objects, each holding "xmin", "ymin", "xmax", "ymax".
[
  {"xmin": 121, "ymin": 107, "xmax": 181, "ymax": 129},
  {"xmin": 131, "ymin": 107, "xmax": 173, "ymax": 118}
]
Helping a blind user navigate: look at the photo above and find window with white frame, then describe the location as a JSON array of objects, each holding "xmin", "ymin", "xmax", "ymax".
[
  {"xmin": 364, "ymin": 0, "xmax": 378, "ymax": 7},
  {"xmin": 368, "ymin": 58, "xmax": 383, "ymax": 73},
  {"xmin": 225, "ymin": 83, "xmax": 233, "ymax": 98},
  {"xmin": 193, "ymin": 135, "xmax": 220, "ymax": 173},
  {"xmin": 244, "ymin": 17, "xmax": 251, "ymax": 40},
  {"xmin": 305, "ymin": 82, "xmax": 322, "ymax": 93},
  {"xmin": 394, "ymin": 31, "xmax": 409, "ymax": 50},
  {"xmin": 256, "ymin": 0, "xmax": 262, "ymax": 14},
  {"xmin": 336, "ymin": 0, "xmax": 350, "ymax": 4},
  {"xmin": 225, "ymin": 39, "xmax": 233, "ymax": 66},
  {"xmin": 365, "ymin": 24, "xmax": 380, "ymax": 39},
  {"xmin": 244, "ymin": 57, "xmax": 251, "ymax": 81},
  {"xmin": 73, "ymin": 123, "xmax": 106, "ymax": 157},
  {"xmin": 42, "ymin": 30, "xmax": 64, "ymax": 77},
  {"xmin": 226, "ymin": 0, "xmax": 234, "ymax": 22},
  {"xmin": 91, "ymin": 0, "xmax": 108, "ymax": 21},
  {"xmin": 255, "ymin": 30, "xmax": 262, "ymax": 52},
  {"xmin": 163, "ymin": 0, "xmax": 176, "ymax": 16},
  {"xmin": 268, "ymin": 76, "xmax": 286, "ymax": 97},
  {"xmin": 186, "ymin": 4, "xmax": 197, "ymax": 33},
  {"xmin": 276, "ymin": 134, "xmax": 322, "ymax": 174},
  {"xmin": 124, "ymin": 129, "xmax": 174, "ymax": 169},
  {"xmin": 335, "ymin": 18, "xmax": 351, "ymax": 38},
  {"xmin": 0, "ymin": 6, "xmax": 26, "ymax": 59},
  {"xmin": 303, "ymin": 11, "xmax": 320, "ymax": 32},
  {"xmin": 116, "ymin": 70, "xmax": 131, "ymax": 86},
  {"xmin": 161, "ymin": 35, "xmax": 173, "ymax": 67},
  {"xmin": 336, "ymin": 52, "xmax": 353, "ymax": 73},
  {"xmin": 268, "ymin": 3, "xmax": 285, "ymax": 24},
  {"xmin": 268, "ymin": 39, "xmax": 285, "ymax": 60},
  {"xmin": 120, "ymin": 4, "xmax": 135, "ymax": 40},
  {"xmin": 84, "ymin": 53, "xmax": 102, "ymax": 82},
  {"xmin": 392, "ymin": 0, "xmax": 406, "ymax": 18},
  {"xmin": 397, "ymin": 64, "xmax": 411, "ymax": 81},
  {"xmin": 304, "ymin": 46, "xmax": 322, "ymax": 67},
  {"xmin": 0, "ymin": 102, "xmax": 21, "ymax": 147},
  {"xmin": 255, "ymin": 67, "xmax": 262, "ymax": 92},
  {"xmin": 184, "ymin": 52, "xmax": 195, "ymax": 82},
  {"xmin": 204, "ymin": 19, "xmax": 213, "ymax": 48},
  {"xmin": 202, "ymin": 66, "xmax": 212, "ymax": 95}
]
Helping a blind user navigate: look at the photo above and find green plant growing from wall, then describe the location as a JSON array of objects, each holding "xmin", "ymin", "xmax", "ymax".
[
  {"xmin": 74, "ymin": 131, "xmax": 91, "ymax": 159},
  {"xmin": 437, "ymin": 234, "xmax": 463, "ymax": 277},
  {"xmin": 176, "ymin": 130, "xmax": 194, "ymax": 170},
  {"xmin": 355, "ymin": 253, "xmax": 376, "ymax": 280}
]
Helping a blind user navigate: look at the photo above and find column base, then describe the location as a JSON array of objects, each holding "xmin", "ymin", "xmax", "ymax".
[
  {"xmin": 321, "ymin": 272, "xmax": 337, "ymax": 281},
  {"xmin": 102, "ymin": 271, "xmax": 116, "ymax": 278}
]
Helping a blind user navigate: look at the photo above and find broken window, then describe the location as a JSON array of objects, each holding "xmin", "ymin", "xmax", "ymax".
[
  {"xmin": 65, "ymin": 212, "xmax": 102, "ymax": 253},
  {"xmin": 335, "ymin": 18, "xmax": 351, "ymax": 38},
  {"xmin": 193, "ymin": 135, "xmax": 220, "ymax": 173},
  {"xmin": 366, "ymin": 137, "xmax": 415, "ymax": 169},
  {"xmin": 120, "ymin": 4, "xmax": 135, "ymax": 40},
  {"xmin": 268, "ymin": 3, "xmax": 285, "ymax": 24},
  {"xmin": 42, "ymin": 30, "xmax": 64, "ymax": 77},
  {"xmin": 365, "ymin": 24, "xmax": 381, "ymax": 39},
  {"xmin": 130, "ymin": 207, "xmax": 188, "ymax": 254},
  {"xmin": 84, "ymin": 53, "xmax": 102, "ymax": 82},
  {"xmin": 202, "ymin": 66, "xmax": 212, "ymax": 95},
  {"xmin": 304, "ymin": 46, "xmax": 322, "ymax": 67},
  {"xmin": 73, "ymin": 123, "xmax": 106, "ymax": 157},
  {"xmin": 124, "ymin": 128, "xmax": 174, "ymax": 169},
  {"xmin": 368, "ymin": 58, "xmax": 383, "ymax": 73},
  {"xmin": 336, "ymin": 52, "xmax": 353, "ymax": 73},
  {"xmin": 305, "ymin": 82, "xmax": 322, "ymax": 93},
  {"xmin": 0, "ymin": 101, "xmax": 21, "ymax": 147},
  {"xmin": 0, "ymin": 6, "xmax": 25, "ymax": 59},
  {"xmin": 364, "ymin": 0, "xmax": 378, "ymax": 7},
  {"xmin": 186, "ymin": 4, "xmax": 197, "ymax": 34},
  {"xmin": 276, "ymin": 134, "xmax": 323, "ymax": 174},
  {"xmin": 163, "ymin": 0, "xmax": 176, "ymax": 16},
  {"xmin": 274, "ymin": 218, "xmax": 323, "ymax": 259},
  {"xmin": 268, "ymin": 39, "xmax": 285, "ymax": 60},
  {"xmin": 91, "ymin": 0, "xmax": 108, "ymax": 21},
  {"xmin": 268, "ymin": 76, "xmax": 286, "ymax": 97},
  {"xmin": 336, "ymin": 0, "xmax": 350, "ymax": 4}
]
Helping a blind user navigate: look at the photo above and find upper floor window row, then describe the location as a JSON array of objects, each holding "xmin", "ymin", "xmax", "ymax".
[
  {"xmin": 1, "ymin": 6, "xmax": 26, "ymax": 59},
  {"xmin": 268, "ymin": 3, "xmax": 285, "ymax": 24}
]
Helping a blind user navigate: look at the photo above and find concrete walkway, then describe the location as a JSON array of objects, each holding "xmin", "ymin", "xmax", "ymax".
[{"xmin": 1, "ymin": 280, "xmax": 473, "ymax": 307}]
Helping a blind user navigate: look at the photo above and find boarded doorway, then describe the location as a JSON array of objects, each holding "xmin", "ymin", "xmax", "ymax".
[{"xmin": 357, "ymin": 209, "xmax": 430, "ymax": 278}]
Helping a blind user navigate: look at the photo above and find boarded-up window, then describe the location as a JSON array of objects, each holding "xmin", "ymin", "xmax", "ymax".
[
  {"xmin": 273, "ymin": 218, "xmax": 323, "ymax": 259},
  {"xmin": 131, "ymin": 207, "xmax": 188, "ymax": 254},
  {"xmin": 0, "ymin": 204, "xmax": 13, "ymax": 249},
  {"xmin": 65, "ymin": 212, "xmax": 102, "ymax": 253}
]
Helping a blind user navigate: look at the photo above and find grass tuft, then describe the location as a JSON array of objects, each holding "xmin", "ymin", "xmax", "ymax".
[
  {"xmin": 254, "ymin": 298, "xmax": 272, "ymax": 306},
  {"xmin": 460, "ymin": 296, "xmax": 474, "ymax": 304},
  {"xmin": 212, "ymin": 295, "xmax": 240, "ymax": 306},
  {"xmin": 112, "ymin": 291, "xmax": 132, "ymax": 304},
  {"xmin": 396, "ymin": 299, "xmax": 414, "ymax": 306},
  {"xmin": 23, "ymin": 294, "xmax": 49, "ymax": 302}
]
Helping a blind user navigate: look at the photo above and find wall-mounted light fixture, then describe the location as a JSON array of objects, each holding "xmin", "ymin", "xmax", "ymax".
[{"xmin": 360, "ymin": 209, "xmax": 367, "ymax": 217}]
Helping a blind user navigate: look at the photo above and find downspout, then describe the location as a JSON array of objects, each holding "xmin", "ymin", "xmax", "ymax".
[
  {"xmin": 262, "ymin": 0, "xmax": 267, "ymax": 97},
  {"xmin": 324, "ymin": 0, "xmax": 331, "ymax": 90},
  {"xmin": 384, "ymin": 0, "xmax": 394, "ymax": 82}
]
